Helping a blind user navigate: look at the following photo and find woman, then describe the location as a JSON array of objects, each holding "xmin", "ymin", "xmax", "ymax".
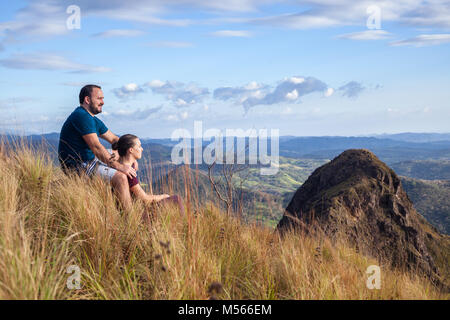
[{"xmin": 112, "ymin": 134, "xmax": 185, "ymax": 218}]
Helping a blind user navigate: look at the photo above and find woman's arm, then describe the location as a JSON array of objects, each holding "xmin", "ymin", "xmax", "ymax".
[{"xmin": 130, "ymin": 184, "xmax": 170, "ymax": 203}]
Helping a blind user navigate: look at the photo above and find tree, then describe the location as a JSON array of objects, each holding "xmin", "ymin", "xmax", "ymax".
[{"xmin": 207, "ymin": 160, "xmax": 249, "ymax": 217}]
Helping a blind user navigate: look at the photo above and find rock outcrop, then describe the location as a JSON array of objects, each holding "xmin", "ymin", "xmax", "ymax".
[{"xmin": 277, "ymin": 149, "xmax": 442, "ymax": 281}]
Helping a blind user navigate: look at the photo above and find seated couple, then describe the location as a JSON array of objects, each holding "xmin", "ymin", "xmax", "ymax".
[{"xmin": 58, "ymin": 84, "xmax": 184, "ymax": 218}]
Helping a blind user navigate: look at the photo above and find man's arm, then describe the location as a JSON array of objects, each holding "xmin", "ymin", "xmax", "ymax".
[
  {"xmin": 82, "ymin": 133, "xmax": 136, "ymax": 178},
  {"xmin": 99, "ymin": 130, "xmax": 119, "ymax": 144}
]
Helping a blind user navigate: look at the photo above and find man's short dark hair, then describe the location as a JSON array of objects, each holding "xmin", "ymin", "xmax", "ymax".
[{"xmin": 79, "ymin": 84, "xmax": 101, "ymax": 105}]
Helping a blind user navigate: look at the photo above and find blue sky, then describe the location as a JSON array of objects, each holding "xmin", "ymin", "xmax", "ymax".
[{"xmin": 0, "ymin": 0, "xmax": 449, "ymax": 138}]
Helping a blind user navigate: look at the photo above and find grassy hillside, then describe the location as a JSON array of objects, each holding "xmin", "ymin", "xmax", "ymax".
[
  {"xmin": 140, "ymin": 157, "xmax": 328, "ymax": 228},
  {"xmin": 148, "ymin": 165, "xmax": 285, "ymax": 227},
  {"xmin": 393, "ymin": 160, "xmax": 450, "ymax": 180},
  {"xmin": 235, "ymin": 157, "xmax": 328, "ymax": 195},
  {"xmin": 401, "ymin": 177, "xmax": 450, "ymax": 234},
  {"xmin": 0, "ymin": 142, "xmax": 447, "ymax": 299}
]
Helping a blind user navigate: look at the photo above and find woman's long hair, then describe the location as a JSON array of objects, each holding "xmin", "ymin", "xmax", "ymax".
[{"xmin": 112, "ymin": 134, "xmax": 138, "ymax": 157}]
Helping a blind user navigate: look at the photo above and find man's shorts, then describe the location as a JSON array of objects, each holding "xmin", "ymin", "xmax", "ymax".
[{"xmin": 82, "ymin": 158, "xmax": 117, "ymax": 181}]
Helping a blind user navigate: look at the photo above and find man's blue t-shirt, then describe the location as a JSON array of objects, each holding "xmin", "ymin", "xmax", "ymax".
[{"xmin": 58, "ymin": 106, "xmax": 108, "ymax": 168}]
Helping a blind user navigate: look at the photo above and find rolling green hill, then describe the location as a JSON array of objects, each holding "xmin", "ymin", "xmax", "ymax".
[
  {"xmin": 401, "ymin": 177, "xmax": 450, "ymax": 234},
  {"xmin": 392, "ymin": 160, "xmax": 450, "ymax": 180}
]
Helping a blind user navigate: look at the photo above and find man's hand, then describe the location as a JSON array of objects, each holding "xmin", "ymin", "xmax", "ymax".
[
  {"xmin": 118, "ymin": 163, "xmax": 137, "ymax": 179},
  {"xmin": 83, "ymin": 133, "xmax": 117, "ymax": 166},
  {"xmin": 82, "ymin": 133, "xmax": 130, "ymax": 176}
]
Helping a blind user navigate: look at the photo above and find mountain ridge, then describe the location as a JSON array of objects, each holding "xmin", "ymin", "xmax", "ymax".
[{"xmin": 277, "ymin": 149, "xmax": 449, "ymax": 289}]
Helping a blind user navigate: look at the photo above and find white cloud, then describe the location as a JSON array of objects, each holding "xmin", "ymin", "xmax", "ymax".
[
  {"xmin": 0, "ymin": 53, "xmax": 111, "ymax": 73},
  {"xmin": 113, "ymin": 80, "xmax": 209, "ymax": 106},
  {"xmin": 337, "ymin": 30, "xmax": 392, "ymax": 40},
  {"xmin": 6, "ymin": 0, "xmax": 192, "ymax": 31},
  {"xmin": 338, "ymin": 81, "xmax": 365, "ymax": 98},
  {"xmin": 244, "ymin": 81, "xmax": 261, "ymax": 90},
  {"xmin": 390, "ymin": 34, "xmax": 450, "ymax": 47},
  {"xmin": 214, "ymin": 76, "xmax": 329, "ymax": 112},
  {"xmin": 249, "ymin": 90, "xmax": 265, "ymax": 99},
  {"xmin": 249, "ymin": 0, "xmax": 450, "ymax": 30},
  {"xmin": 175, "ymin": 98, "xmax": 188, "ymax": 107},
  {"xmin": 146, "ymin": 81, "xmax": 209, "ymax": 106},
  {"xmin": 400, "ymin": 1, "xmax": 450, "ymax": 29},
  {"xmin": 147, "ymin": 80, "xmax": 165, "ymax": 88},
  {"xmin": 92, "ymin": 29, "xmax": 146, "ymax": 38},
  {"xmin": 214, "ymin": 82, "xmax": 266, "ymax": 102},
  {"xmin": 209, "ymin": 30, "xmax": 252, "ymax": 37},
  {"xmin": 324, "ymin": 87, "xmax": 334, "ymax": 97},
  {"xmin": 251, "ymin": 12, "xmax": 341, "ymax": 29},
  {"xmin": 0, "ymin": 1, "xmax": 68, "ymax": 41},
  {"xmin": 286, "ymin": 89, "xmax": 299, "ymax": 100},
  {"xmin": 1, "ymin": 0, "xmax": 449, "ymax": 48},
  {"xmin": 242, "ymin": 76, "xmax": 328, "ymax": 111},
  {"xmin": 112, "ymin": 83, "xmax": 145, "ymax": 100},
  {"xmin": 80, "ymin": 0, "xmax": 268, "ymax": 15},
  {"xmin": 1, "ymin": 0, "xmax": 448, "ymax": 53},
  {"xmin": 125, "ymin": 83, "xmax": 139, "ymax": 91},
  {"xmin": 0, "ymin": 0, "xmax": 258, "ymax": 43},
  {"xmin": 288, "ymin": 77, "xmax": 305, "ymax": 84}
]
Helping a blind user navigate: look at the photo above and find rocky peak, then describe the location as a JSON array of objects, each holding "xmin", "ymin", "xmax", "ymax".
[{"xmin": 277, "ymin": 149, "xmax": 441, "ymax": 281}]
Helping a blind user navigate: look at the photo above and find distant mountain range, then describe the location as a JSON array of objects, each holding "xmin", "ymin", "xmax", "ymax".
[
  {"xmin": 4, "ymin": 131, "xmax": 450, "ymax": 175},
  {"xmin": 8, "ymin": 131, "xmax": 450, "ymax": 161},
  {"xmin": 278, "ymin": 136, "xmax": 450, "ymax": 164},
  {"xmin": 370, "ymin": 132, "xmax": 450, "ymax": 143}
]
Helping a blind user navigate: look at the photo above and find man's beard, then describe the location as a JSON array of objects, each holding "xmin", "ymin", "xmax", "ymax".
[{"xmin": 89, "ymin": 103, "xmax": 102, "ymax": 115}]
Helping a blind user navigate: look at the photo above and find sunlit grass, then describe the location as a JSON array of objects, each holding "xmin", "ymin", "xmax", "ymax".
[{"xmin": 0, "ymin": 140, "xmax": 447, "ymax": 299}]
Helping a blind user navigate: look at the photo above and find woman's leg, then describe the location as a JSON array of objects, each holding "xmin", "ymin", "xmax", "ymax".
[
  {"xmin": 159, "ymin": 195, "xmax": 185, "ymax": 217},
  {"xmin": 111, "ymin": 172, "xmax": 132, "ymax": 211},
  {"xmin": 141, "ymin": 195, "xmax": 185, "ymax": 224}
]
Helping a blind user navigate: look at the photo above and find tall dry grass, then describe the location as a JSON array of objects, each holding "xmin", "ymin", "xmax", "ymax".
[{"xmin": 0, "ymin": 140, "xmax": 447, "ymax": 299}]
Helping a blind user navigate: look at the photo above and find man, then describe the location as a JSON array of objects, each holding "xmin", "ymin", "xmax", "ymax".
[{"xmin": 58, "ymin": 84, "xmax": 135, "ymax": 209}]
